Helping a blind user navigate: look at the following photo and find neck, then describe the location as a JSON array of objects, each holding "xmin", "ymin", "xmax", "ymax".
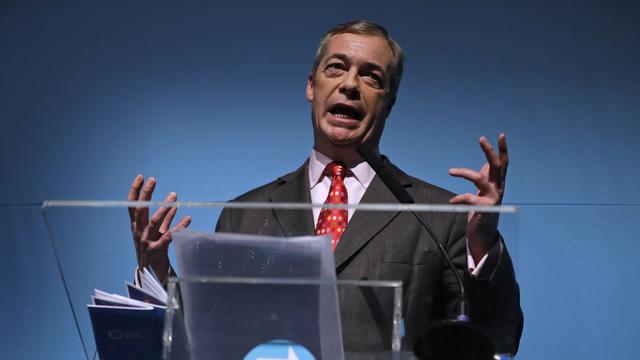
[{"xmin": 313, "ymin": 143, "xmax": 379, "ymax": 166}]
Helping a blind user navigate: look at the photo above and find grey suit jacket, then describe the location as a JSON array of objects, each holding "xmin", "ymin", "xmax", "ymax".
[{"xmin": 215, "ymin": 158, "xmax": 523, "ymax": 354}]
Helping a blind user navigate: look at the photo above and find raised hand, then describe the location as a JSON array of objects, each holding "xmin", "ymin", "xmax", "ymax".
[
  {"xmin": 448, "ymin": 134, "xmax": 509, "ymax": 263},
  {"xmin": 128, "ymin": 175, "xmax": 191, "ymax": 283}
]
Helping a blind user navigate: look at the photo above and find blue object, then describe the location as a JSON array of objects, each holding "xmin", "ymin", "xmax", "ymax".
[{"xmin": 244, "ymin": 340, "xmax": 316, "ymax": 360}]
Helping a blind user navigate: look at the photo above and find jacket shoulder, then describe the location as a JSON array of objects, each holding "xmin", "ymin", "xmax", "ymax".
[
  {"xmin": 387, "ymin": 161, "xmax": 456, "ymax": 204},
  {"xmin": 231, "ymin": 178, "xmax": 281, "ymax": 202},
  {"xmin": 230, "ymin": 164, "xmax": 305, "ymax": 202}
]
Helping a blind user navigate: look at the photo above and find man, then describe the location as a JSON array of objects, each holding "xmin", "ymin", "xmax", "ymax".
[{"xmin": 128, "ymin": 21, "xmax": 523, "ymax": 355}]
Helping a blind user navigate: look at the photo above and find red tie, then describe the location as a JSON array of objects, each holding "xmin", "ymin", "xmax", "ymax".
[{"xmin": 315, "ymin": 162, "xmax": 349, "ymax": 251}]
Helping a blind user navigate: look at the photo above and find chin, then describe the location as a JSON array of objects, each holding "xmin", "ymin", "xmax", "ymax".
[
  {"xmin": 329, "ymin": 139, "xmax": 359, "ymax": 148},
  {"xmin": 326, "ymin": 132, "xmax": 361, "ymax": 147}
]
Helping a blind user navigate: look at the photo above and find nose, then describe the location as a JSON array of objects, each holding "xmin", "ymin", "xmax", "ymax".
[{"xmin": 339, "ymin": 68, "xmax": 360, "ymax": 99}]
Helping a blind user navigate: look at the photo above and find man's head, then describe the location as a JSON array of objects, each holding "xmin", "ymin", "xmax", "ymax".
[{"xmin": 306, "ymin": 20, "xmax": 404, "ymax": 161}]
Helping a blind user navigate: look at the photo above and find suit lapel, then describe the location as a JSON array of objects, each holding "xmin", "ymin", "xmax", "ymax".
[
  {"xmin": 334, "ymin": 160, "xmax": 413, "ymax": 270},
  {"xmin": 269, "ymin": 161, "xmax": 316, "ymax": 237}
]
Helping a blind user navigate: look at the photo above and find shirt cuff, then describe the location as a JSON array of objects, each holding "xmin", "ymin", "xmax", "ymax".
[{"xmin": 466, "ymin": 238, "xmax": 503, "ymax": 277}]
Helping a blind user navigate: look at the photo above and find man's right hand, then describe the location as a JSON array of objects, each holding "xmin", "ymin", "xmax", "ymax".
[{"xmin": 128, "ymin": 175, "xmax": 191, "ymax": 283}]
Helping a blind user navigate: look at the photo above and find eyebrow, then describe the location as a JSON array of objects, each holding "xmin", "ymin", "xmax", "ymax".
[{"xmin": 325, "ymin": 53, "xmax": 386, "ymax": 74}]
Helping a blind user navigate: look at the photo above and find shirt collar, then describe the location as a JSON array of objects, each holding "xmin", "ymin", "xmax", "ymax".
[{"xmin": 308, "ymin": 148, "xmax": 376, "ymax": 190}]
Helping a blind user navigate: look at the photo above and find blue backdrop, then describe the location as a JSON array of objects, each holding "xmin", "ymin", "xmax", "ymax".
[{"xmin": 1, "ymin": 0, "xmax": 639, "ymax": 358}]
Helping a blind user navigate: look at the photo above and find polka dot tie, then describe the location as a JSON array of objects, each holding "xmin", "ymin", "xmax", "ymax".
[{"xmin": 315, "ymin": 162, "xmax": 350, "ymax": 251}]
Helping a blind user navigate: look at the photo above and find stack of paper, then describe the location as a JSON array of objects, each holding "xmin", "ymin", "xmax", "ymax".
[{"xmin": 87, "ymin": 268, "xmax": 167, "ymax": 360}]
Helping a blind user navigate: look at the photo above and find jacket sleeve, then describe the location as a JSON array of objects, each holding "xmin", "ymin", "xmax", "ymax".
[{"xmin": 444, "ymin": 212, "xmax": 524, "ymax": 355}]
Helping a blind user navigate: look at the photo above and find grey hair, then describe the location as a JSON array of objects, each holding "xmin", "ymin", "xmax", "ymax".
[{"xmin": 311, "ymin": 20, "xmax": 404, "ymax": 97}]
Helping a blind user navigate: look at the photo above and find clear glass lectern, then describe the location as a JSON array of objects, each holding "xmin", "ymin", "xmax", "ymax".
[{"xmin": 39, "ymin": 200, "xmax": 518, "ymax": 360}]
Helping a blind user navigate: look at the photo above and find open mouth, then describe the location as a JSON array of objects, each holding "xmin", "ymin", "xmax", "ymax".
[{"xmin": 328, "ymin": 104, "xmax": 364, "ymax": 121}]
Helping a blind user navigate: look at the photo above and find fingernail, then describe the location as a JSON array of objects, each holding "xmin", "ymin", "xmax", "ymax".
[
  {"xmin": 185, "ymin": 216, "xmax": 192, "ymax": 223},
  {"xmin": 148, "ymin": 177, "xmax": 155, "ymax": 186},
  {"xmin": 135, "ymin": 174, "xmax": 143, "ymax": 183}
]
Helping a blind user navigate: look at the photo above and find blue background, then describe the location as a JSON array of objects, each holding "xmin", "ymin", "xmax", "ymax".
[{"xmin": 1, "ymin": 0, "xmax": 639, "ymax": 358}]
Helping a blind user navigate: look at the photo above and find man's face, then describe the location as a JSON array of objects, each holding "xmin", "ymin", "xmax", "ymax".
[{"xmin": 306, "ymin": 33, "xmax": 396, "ymax": 155}]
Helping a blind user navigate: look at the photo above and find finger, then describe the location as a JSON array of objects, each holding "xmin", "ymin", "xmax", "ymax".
[
  {"xmin": 498, "ymin": 133, "xmax": 509, "ymax": 172},
  {"xmin": 449, "ymin": 193, "xmax": 496, "ymax": 206},
  {"xmin": 449, "ymin": 193, "xmax": 479, "ymax": 204},
  {"xmin": 159, "ymin": 192, "xmax": 178, "ymax": 233},
  {"xmin": 448, "ymin": 167, "xmax": 491, "ymax": 194},
  {"xmin": 146, "ymin": 195, "xmax": 174, "ymax": 236},
  {"xmin": 479, "ymin": 163, "xmax": 490, "ymax": 177},
  {"xmin": 136, "ymin": 177, "xmax": 156, "ymax": 227},
  {"xmin": 139, "ymin": 177, "xmax": 156, "ymax": 201},
  {"xmin": 150, "ymin": 215, "xmax": 192, "ymax": 250},
  {"xmin": 479, "ymin": 136, "xmax": 501, "ymax": 181},
  {"xmin": 479, "ymin": 136, "xmax": 500, "ymax": 168},
  {"xmin": 127, "ymin": 174, "xmax": 144, "ymax": 221}
]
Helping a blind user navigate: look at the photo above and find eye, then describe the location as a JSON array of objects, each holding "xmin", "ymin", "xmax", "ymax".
[
  {"xmin": 362, "ymin": 72, "xmax": 384, "ymax": 89},
  {"xmin": 324, "ymin": 62, "xmax": 346, "ymax": 78}
]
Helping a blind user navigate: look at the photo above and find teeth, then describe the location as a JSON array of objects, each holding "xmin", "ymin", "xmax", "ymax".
[{"xmin": 330, "ymin": 106, "xmax": 360, "ymax": 120}]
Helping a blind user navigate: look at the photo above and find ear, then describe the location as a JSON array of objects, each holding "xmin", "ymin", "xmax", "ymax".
[{"xmin": 305, "ymin": 73, "xmax": 314, "ymax": 103}]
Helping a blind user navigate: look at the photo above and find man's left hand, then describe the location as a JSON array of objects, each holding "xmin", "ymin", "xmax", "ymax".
[{"xmin": 448, "ymin": 133, "xmax": 509, "ymax": 263}]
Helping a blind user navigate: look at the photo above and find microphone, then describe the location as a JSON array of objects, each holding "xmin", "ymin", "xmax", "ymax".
[{"xmin": 355, "ymin": 144, "xmax": 495, "ymax": 360}]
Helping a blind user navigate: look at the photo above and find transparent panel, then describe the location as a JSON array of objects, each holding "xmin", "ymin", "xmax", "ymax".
[
  {"xmin": 161, "ymin": 277, "xmax": 404, "ymax": 360},
  {"xmin": 511, "ymin": 205, "xmax": 640, "ymax": 359},
  {"xmin": 0, "ymin": 204, "xmax": 86, "ymax": 359},
  {"xmin": 40, "ymin": 201, "xmax": 517, "ymax": 359}
]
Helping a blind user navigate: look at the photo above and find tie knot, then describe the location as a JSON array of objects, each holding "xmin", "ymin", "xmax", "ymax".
[{"xmin": 325, "ymin": 162, "xmax": 350, "ymax": 178}]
